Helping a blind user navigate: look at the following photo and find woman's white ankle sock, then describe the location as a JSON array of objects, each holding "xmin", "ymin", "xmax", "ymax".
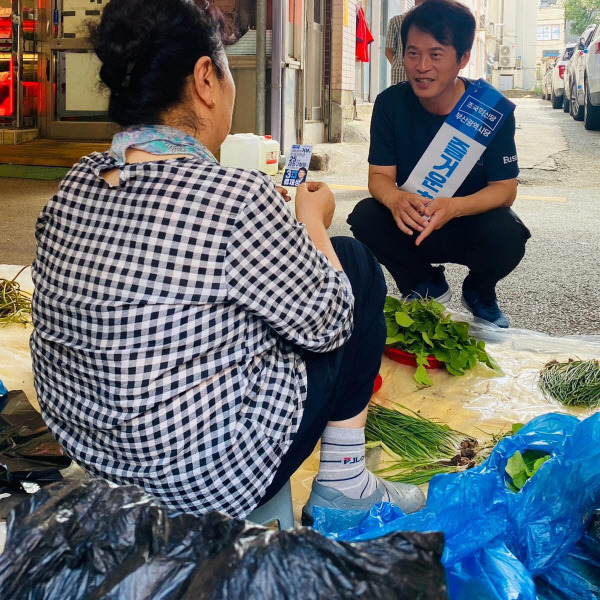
[{"xmin": 315, "ymin": 425, "xmax": 378, "ymax": 499}]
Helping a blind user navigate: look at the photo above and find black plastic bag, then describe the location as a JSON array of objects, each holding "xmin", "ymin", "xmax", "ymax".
[
  {"xmin": 0, "ymin": 390, "xmax": 71, "ymax": 488},
  {"xmin": 0, "ymin": 479, "xmax": 447, "ymax": 600}
]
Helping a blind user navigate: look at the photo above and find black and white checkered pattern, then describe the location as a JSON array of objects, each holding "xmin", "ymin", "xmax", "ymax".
[
  {"xmin": 30, "ymin": 152, "xmax": 354, "ymax": 518},
  {"xmin": 386, "ymin": 14, "xmax": 407, "ymax": 85}
]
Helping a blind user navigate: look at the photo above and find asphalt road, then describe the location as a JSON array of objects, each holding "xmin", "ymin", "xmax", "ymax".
[
  {"xmin": 0, "ymin": 98, "xmax": 598, "ymax": 336},
  {"xmin": 307, "ymin": 97, "xmax": 600, "ymax": 336}
]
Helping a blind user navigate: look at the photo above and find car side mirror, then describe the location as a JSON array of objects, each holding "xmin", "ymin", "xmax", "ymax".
[{"xmin": 577, "ymin": 37, "xmax": 585, "ymax": 50}]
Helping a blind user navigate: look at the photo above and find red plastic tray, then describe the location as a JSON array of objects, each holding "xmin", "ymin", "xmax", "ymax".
[
  {"xmin": 373, "ymin": 374, "xmax": 383, "ymax": 394},
  {"xmin": 384, "ymin": 347, "xmax": 444, "ymax": 369}
]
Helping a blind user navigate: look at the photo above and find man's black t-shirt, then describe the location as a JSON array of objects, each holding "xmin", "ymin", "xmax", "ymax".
[{"xmin": 368, "ymin": 79, "xmax": 519, "ymax": 198}]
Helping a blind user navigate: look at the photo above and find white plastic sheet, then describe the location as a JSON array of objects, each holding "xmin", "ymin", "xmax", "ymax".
[
  {"xmin": 374, "ymin": 312, "xmax": 600, "ymax": 438},
  {"xmin": 0, "ymin": 266, "xmax": 36, "ymax": 409},
  {"xmin": 2, "ymin": 267, "xmax": 599, "ymax": 520}
]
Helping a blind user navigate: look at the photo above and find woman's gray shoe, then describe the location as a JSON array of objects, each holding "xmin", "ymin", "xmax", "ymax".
[{"xmin": 301, "ymin": 478, "xmax": 426, "ymax": 526}]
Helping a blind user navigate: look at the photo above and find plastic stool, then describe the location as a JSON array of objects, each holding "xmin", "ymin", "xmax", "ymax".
[{"xmin": 247, "ymin": 479, "xmax": 295, "ymax": 529}]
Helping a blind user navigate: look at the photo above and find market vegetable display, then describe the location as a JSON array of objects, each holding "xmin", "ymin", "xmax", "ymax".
[
  {"xmin": 505, "ymin": 449, "xmax": 550, "ymax": 492},
  {"xmin": 384, "ymin": 296, "xmax": 502, "ymax": 386},
  {"xmin": 365, "ymin": 403, "xmax": 487, "ymax": 485},
  {"xmin": 366, "ymin": 404, "xmax": 526, "ymax": 486},
  {"xmin": 0, "ymin": 266, "xmax": 32, "ymax": 327},
  {"xmin": 539, "ymin": 359, "xmax": 600, "ymax": 408}
]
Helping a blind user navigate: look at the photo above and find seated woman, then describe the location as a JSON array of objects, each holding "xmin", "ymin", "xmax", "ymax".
[{"xmin": 30, "ymin": 0, "xmax": 424, "ymax": 522}]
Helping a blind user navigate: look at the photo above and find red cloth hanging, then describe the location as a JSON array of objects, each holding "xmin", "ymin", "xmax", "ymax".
[{"xmin": 355, "ymin": 5, "xmax": 374, "ymax": 62}]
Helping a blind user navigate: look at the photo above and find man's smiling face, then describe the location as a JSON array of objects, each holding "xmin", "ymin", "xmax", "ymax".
[{"xmin": 404, "ymin": 25, "xmax": 470, "ymax": 104}]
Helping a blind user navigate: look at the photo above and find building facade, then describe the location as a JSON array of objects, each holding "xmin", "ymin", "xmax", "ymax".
[
  {"xmin": 536, "ymin": 0, "xmax": 566, "ymax": 84},
  {"xmin": 487, "ymin": 0, "xmax": 538, "ymax": 91},
  {"xmin": 0, "ymin": 0, "xmax": 507, "ymax": 148}
]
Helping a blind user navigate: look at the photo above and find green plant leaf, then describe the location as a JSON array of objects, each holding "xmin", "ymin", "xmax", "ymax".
[
  {"xmin": 429, "ymin": 300, "xmax": 446, "ymax": 314},
  {"xmin": 450, "ymin": 321, "xmax": 470, "ymax": 341},
  {"xmin": 386, "ymin": 324, "xmax": 399, "ymax": 338},
  {"xmin": 511, "ymin": 423, "xmax": 524, "ymax": 434},
  {"xmin": 414, "ymin": 364, "xmax": 433, "ymax": 387},
  {"xmin": 433, "ymin": 348, "xmax": 451, "ymax": 363},
  {"xmin": 521, "ymin": 450, "xmax": 550, "ymax": 476},
  {"xmin": 445, "ymin": 364, "xmax": 464, "ymax": 376},
  {"xmin": 386, "ymin": 334, "xmax": 406, "ymax": 346},
  {"xmin": 384, "ymin": 296, "xmax": 404, "ymax": 313},
  {"xmin": 506, "ymin": 480, "xmax": 519, "ymax": 493},
  {"xmin": 531, "ymin": 455, "xmax": 550, "ymax": 475},
  {"xmin": 483, "ymin": 352, "xmax": 505, "ymax": 376},
  {"xmin": 433, "ymin": 324, "xmax": 448, "ymax": 340},
  {"xmin": 396, "ymin": 312, "xmax": 414, "ymax": 327},
  {"xmin": 506, "ymin": 451, "xmax": 529, "ymax": 491},
  {"xmin": 422, "ymin": 331, "xmax": 434, "ymax": 347}
]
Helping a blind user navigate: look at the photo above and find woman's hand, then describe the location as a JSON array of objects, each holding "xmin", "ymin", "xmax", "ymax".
[
  {"xmin": 295, "ymin": 182, "xmax": 335, "ymax": 230},
  {"xmin": 276, "ymin": 186, "xmax": 291, "ymax": 202}
]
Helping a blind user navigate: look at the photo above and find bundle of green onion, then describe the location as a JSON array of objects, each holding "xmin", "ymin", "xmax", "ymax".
[
  {"xmin": 0, "ymin": 266, "xmax": 32, "ymax": 327},
  {"xmin": 365, "ymin": 403, "xmax": 469, "ymax": 485},
  {"xmin": 539, "ymin": 359, "xmax": 600, "ymax": 408}
]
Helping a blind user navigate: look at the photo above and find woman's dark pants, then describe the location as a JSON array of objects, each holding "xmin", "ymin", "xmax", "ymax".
[{"xmin": 258, "ymin": 236, "xmax": 387, "ymax": 506}]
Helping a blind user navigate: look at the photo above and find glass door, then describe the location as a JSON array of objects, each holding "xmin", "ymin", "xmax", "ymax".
[
  {"xmin": 39, "ymin": 0, "xmax": 117, "ymax": 139},
  {"xmin": 0, "ymin": 0, "xmax": 40, "ymax": 128}
]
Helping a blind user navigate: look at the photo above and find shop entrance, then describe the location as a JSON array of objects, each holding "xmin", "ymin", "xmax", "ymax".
[
  {"xmin": 1, "ymin": 0, "xmax": 116, "ymax": 139},
  {"xmin": 39, "ymin": 0, "xmax": 116, "ymax": 139},
  {"xmin": 0, "ymin": 0, "xmax": 40, "ymax": 130}
]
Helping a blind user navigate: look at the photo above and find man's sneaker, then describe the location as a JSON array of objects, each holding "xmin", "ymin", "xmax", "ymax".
[
  {"xmin": 461, "ymin": 287, "xmax": 510, "ymax": 328},
  {"xmin": 301, "ymin": 478, "xmax": 425, "ymax": 526},
  {"xmin": 405, "ymin": 266, "xmax": 452, "ymax": 304}
]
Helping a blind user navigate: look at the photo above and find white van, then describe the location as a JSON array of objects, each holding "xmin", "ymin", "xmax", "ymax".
[{"xmin": 550, "ymin": 43, "xmax": 576, "ymax": 109}]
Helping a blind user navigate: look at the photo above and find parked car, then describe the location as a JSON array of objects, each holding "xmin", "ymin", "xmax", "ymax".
[
  {"xmin": 565, "ymin": 24, "xmax": 597, "ymax": 120},
  {"xmin": 582, "ymin": 23, "xmax": 600, "ymax": 130},
  {"xmin": 549, "ymin": 43, "xmax": 576, "ymax": 109},
  {"xmin": 542, "ymin": 59, "xmax": 555, "ymax": 101}
]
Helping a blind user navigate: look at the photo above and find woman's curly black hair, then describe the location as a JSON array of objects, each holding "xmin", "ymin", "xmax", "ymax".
[{"xmin": 89, "ymin": 0, "xmax": 235, "ymax": 127}]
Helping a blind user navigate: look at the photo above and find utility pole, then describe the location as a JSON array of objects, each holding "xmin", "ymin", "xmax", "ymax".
[{"xmin": 256, "ymin": 0, "xmax": 267, "ymax": 135}]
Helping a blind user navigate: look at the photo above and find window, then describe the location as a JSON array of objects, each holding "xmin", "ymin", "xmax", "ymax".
[{"xmin": 537, "ymin": 25, "xmax": 561, "ymax": 41}]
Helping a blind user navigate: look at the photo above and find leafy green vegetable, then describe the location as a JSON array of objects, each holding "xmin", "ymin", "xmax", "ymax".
[
  {"xmin": 539, "ymin": 359, "xmax": 600, "ymax": 408},
  {"xmin": 505, "ymin": 450, "xmax": 550, "ymax": 492},
  {"xmin": 365, "ymin": 403, "xmax": 467, "ymax": 484},
  {"xmin": 384, "ymin": 296, "xmax": 503, "ymax": 386}
]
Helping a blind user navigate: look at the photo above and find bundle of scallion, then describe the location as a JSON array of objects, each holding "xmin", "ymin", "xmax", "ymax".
[
  {"xmin": 365, "ymin": 403, "xmax": 474, "ymax": 485},
  {"xmin": 0, "ymin": 266, "xmax": 32, "ymax": 327},
  {"xmin": 539, "ymin": 359, "xmax": 600, "ymax": 408}
]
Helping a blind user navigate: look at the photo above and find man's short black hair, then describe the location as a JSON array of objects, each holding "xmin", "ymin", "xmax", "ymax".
[{"xmin": 401, "ymin": 0, "xmax": 476, "ymax": 62}]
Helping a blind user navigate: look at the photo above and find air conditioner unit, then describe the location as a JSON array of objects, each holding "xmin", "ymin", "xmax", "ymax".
[{"xmin": 499, "ymin": 44, "xmax": 516, "ymax": 68}]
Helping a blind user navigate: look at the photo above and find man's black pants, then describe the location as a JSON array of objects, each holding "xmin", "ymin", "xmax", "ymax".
[{"xmin": 347, "ymin": 197, "xmax": 531, "ymax": 302}]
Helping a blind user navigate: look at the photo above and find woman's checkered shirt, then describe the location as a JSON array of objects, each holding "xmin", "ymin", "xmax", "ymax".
[{"xmin": 30, "ymin": 152, "xmax": 354, "ymax": 518}]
